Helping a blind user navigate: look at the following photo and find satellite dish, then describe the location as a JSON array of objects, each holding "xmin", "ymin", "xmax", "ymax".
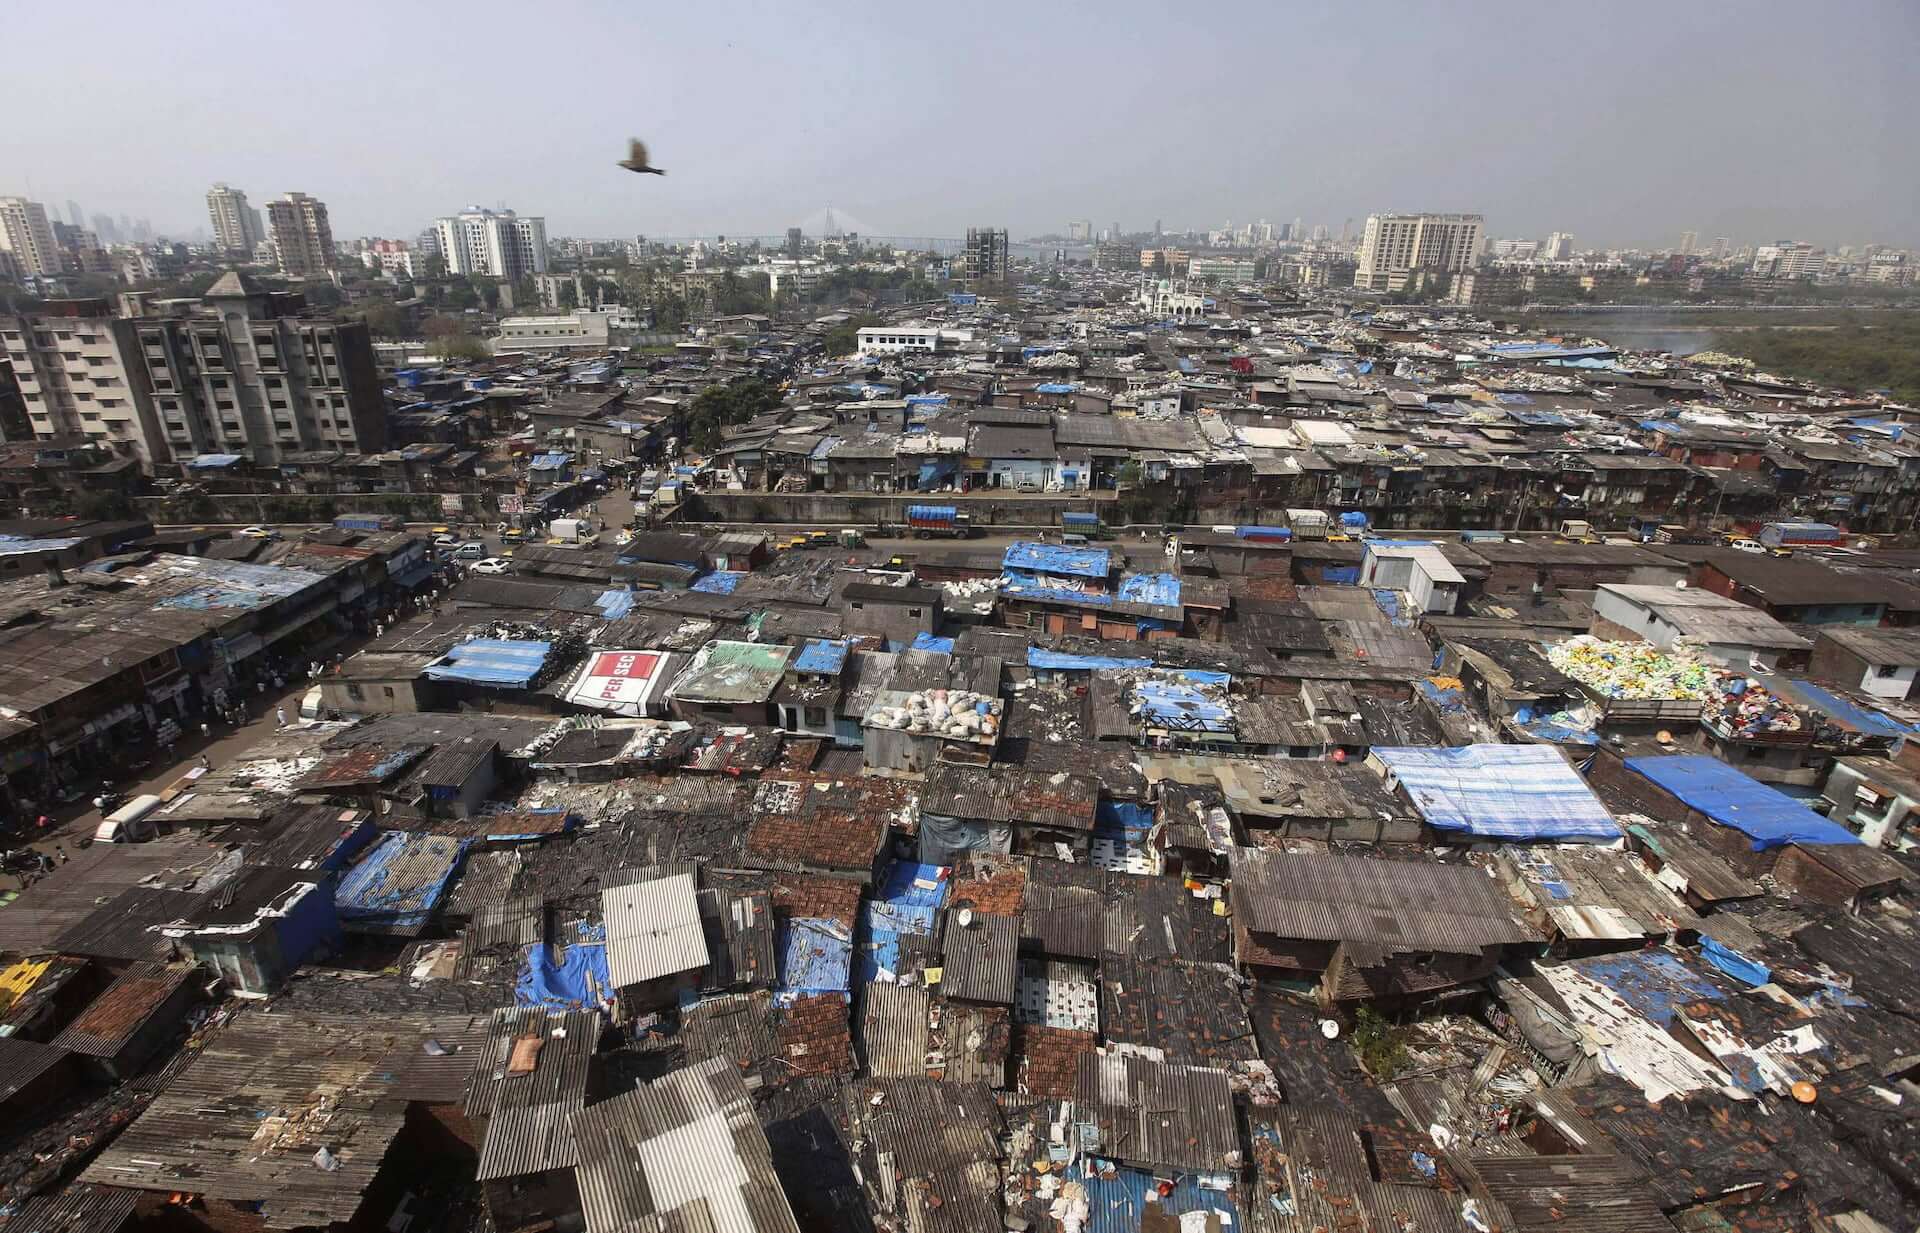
[
  {"xmin": 1656, "ymin": 730, "xmax": 1674, "ymax": 745},
  {"xmin": 1792, "ymin": 1081, "xmax": 1818, "ymax": 1104},
  {"xmin": 956, "ymin": 907, "xmax": 975, "ymax": 929},
  {"xmin": 1319, "ymin": 1019, "xmax": 1340, "ymax": 1040}
]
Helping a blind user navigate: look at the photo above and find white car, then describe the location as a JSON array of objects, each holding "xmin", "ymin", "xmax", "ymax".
[
  {"xmin": 1726, "ymin": 537, "xmax": 1767, "ymax": 554},
  {"xmin": 433, "ymin": 532, "xmax": 461, "ymax": 548},
  {"xmin": 237, "ymin": 525, "xmax": 279, "ymax": 540},
  {"xmin": 471, "ymin": 557, "xmax": 512, "ymax": 575}
]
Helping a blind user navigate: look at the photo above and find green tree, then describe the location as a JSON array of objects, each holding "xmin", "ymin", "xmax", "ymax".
[
  {"xmin": 302, "ymin": 282, "xmax": 345, "ymax": 309},
  {"xmin": 423, "ymin": 314, "xmax": 488, "ymax": 361},
  {"xmin": 823, "ymin": 314, "xmax": 880, "ymax": 357},
  {"xmin": 686, "ymin": 378, "xmax": 782, "ymax": 452},
  {"xmin": 357, "ymin": 301, "xmax": 407, "ymax": 338}
]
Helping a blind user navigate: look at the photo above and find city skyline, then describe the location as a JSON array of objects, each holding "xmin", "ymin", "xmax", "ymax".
[{"xmin": 2, "ymin": 0, "xmax": 1914, "ymax": 252}]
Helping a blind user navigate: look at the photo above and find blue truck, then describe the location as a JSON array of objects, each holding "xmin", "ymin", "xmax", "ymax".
[{"xmin": 906, "ymin": 505, "xmax": 974, "ymax": 539}]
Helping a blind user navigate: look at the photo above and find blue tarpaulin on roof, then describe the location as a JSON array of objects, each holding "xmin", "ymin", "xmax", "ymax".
[
  {"xmin": 1571, "ymin": 950, "xmax": 1726, "ymax": 1027},
  {"xmin": 334, "ymin": 831, "xmax": 469, "ymax": 934},
  {"xmin": 1773, "ymin": 678, "xmax": 1914, "ymax": 741},
  {"xmin": 1623, "ymin": 755, "xmax": 1862, "ymax": 850},
  {"xmin": 691, "ymin": 570, "xmax": 745, "ymax": 594},
  {"xmin": 793, "ymin": 638, "xmax": 849, "ymax": 675},
  {"xmin": 530, "ymin": 452, "xmax": 571, "ymax": 469},
  {"xmin": 595, "ymin": 590, "xmax": 635, "ymax": 620},
  {"xmin": 1097, "ymin": 800, "xmax": 1155, "ymax": 839},
  {"xmin": 778, "ymin": 917, "xmax": 852, "ymax": 998},
  {"xmin": 858, "ymin": 861, "xmax": 946, "ymax": 984},
  {"xmin": 1027, "ymin": 648, "xmax": 1153, "ymax": 672},
  {"xmin": 1002, "ymin": 580, "xmax": 1113, "ymax": 606},
  {"xmin": 1118, "ymin": 572, "xmax": 1180, "ymax": 607},
  {"xmin": 516, "ymin": 921, "xmax": 614, "ymax": 1012},
  {"xmin": 1700, "ymin": 935, "xmax": 1771, "ymax": 987},
  {"xmin": 910, "ymin": 632, "xmax": 955, "ymax": 654},
  {"xmin": 1084, "ymin": 1165, "xmax": 1238, "ymax": 1233},
  {"xmin": 1136, "ymin": 679, "xmax": 1233, "ymax": 731},
  {"xmin": 1373, "ymin": 744, "xmax": 1620, "ymax": 841},
  {"xmin": 424, "ymin": 639, "xmax": 551, "ymax": 687},
  {"xmin": 1003, "ymin": 541, "xmax": 1111, "ymax": 579},
  {"xmin": 1035, "ymin": 382, "xmax": 1077, "ymax": 394},
  {"xmin": 186, "ymin": 453, "xmax": 243, "ymax": 468}
]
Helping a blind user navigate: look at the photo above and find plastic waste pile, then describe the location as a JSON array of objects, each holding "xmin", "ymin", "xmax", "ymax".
[
  {"xmin": 867, "ymin": 688, "xmax": 1002, "ymax": 741},
  {"xmin": 1547, "ymin": 636, "xmax": 1804, "ymax": 736},
  {"xmin": 1547, "ymin": 636, "xmax": 1716, "ymax": 700}
]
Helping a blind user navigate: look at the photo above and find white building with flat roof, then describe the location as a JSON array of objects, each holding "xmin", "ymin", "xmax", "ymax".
[
  {"xmin": 433, "ymin": 207, "xmax": 548, "ymax": 281},
  {"xmin": 855, "ymin": 323, "xmax": 971, "ymax": 354}
]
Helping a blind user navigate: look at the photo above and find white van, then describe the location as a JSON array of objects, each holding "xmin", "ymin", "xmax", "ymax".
[{"xmin": 95, "ymin": 794, "xmax": 165, "ymax": 844}]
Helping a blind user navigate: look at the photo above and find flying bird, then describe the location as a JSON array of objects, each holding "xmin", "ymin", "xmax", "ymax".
[{"xmin": 618, "ymin": 138, "xmax": 666, "ymax": 175}]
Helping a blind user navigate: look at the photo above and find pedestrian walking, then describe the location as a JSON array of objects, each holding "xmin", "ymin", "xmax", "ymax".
[
  {"xmin": 200, "ymin": 722, "xmax": 211, "ymax": 739},
  {"xmin": 275, "ymin": 707, "xmax": 288, "ymax": 728},
  {"xmin": 197, "ymin": 755, "xmax": 210, "ymax": 770}
]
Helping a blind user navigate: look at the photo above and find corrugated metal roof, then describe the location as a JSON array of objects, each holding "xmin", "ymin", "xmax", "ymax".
[
  {"xmin": 939, "ymin": 912, "xmax": 1018, "ymax": 1004},
  {"xmin": 53, "ymin": 887, "xmax": 204, "ymax": 964},
  {"xmin": 841, "ymin": 1077, "xmax": 1001, "ymax": 1180},
  {"xmin": 1229, "ymin": 848, "xmax": 1538, "ymax": 958},
  {"xmin": 467, "ymin": 1007, "xmax": 600, "ymax": 1180},
  {"xmin": 50, "ymin": 962, "xmax": 192, "ymax": 1058},
  {"xmin": 0, "ymin": 1034, "xmax": 70, "ymax": 1103},
  {"xmin": 859, "ymin": 981, "xmax": 929, "ymax": 1079},
  {"xmin": 466, "ymin": 895, "xmax": 545, "ymax": 954},
  {"xmin": 1075, "ymin": 1052, "xmax": 1239, "ymax": 1173},
  {"xmin": 1469, "ymin": 1152, "xmax": 1670, "ymax": 1232},
  {"xmin": 80, "ymin": 1011, "xmax": 431, "ymax": 1228},
  {"xmin": 1256, "ymin": 1108, "xmax": 1475, "ymax": 1233},
  {"xmin": 0, "ymin": 1182, "xmax": 140, "ymax": 1233},
  {"xmin": 389, "ymin": 1014, "xmax": 489, "ymax": 1104},
  {"xmin": 571, "ymin": 1055, "xmax": 801, "ymax": 1233},
  {"xmin": 602, "ymin": 871, "xmax": 710, "ymax": 989}
]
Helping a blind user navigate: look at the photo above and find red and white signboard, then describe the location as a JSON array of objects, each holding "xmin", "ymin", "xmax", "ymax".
[{"xmin": 565, "ymin": 649, "xmax": 671, "ymax": 716}]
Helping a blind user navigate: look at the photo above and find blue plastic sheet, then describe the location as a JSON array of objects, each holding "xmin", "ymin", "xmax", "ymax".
[
  {"xmin": 516, "ymin": 922, "xmax": 614, "ymax": 1012},
  {"xmin": 1084, "ymin": 1164, "xmax": 1238, "ymax": 1233},
  {"xmin": 1373, "ymin": 745, "xmax": 1620, "ymax": 841},
  {"xmin": 595, "ymin": 590, "xmax": 635, "ymax": 620},
  {"xmin": 1002, "ymin": 580, "xmax": 1112, "ymax": 606},
  {"xmin": 1097, "ymin": 800, "xmax": 1155, "ymax": 840},
  {"xmin": 1774, "ymin": 678, "xmax": 1914, "ymax": 741},
  {"xmin": 1117, "ymin": 572, "xmax": 1181, "ymax": 607},
  {"xmin": 691, "ymin": 571, "xmax": 745, "ymax": 594},
  {"xmin": 778, "ymin": 917, "xmax": 852, "ymax": 996},
  {"xmin": 1136, "ymin": 680, "xmax": 1233, "ymax": 731},
  {"xmin": 793, "ymin": 639, "xmax": 849, "ymax": 674},
  {"xmin": 1571, "ymin": 950, "xmax": 1727, "ymax": 1027},
  {"xmin": 910, "ymin": 632, "xmax": 955, "ymax": 654},
  {"xmin": 334, "ymin": 831, "xmax": 469, "ymax": 933},
  {"xmin": 424, "ymin": 639, "xmax": 551, "ymax": 687},
  {"xmin": 1027, "ymin": 648, "xmax": 1153, "ymax": 672},
  {"xmin": 1003, "ymin": 541, "xmax": 1111, "ymax": 579},
  {"xmin": 1700, "ymin": 936, "xmax": 1771, "ymax": 987},
  {"xmin": 1624, "ymin": 755, "xmax": 1863, "ymax": 850},
  {"xmin": 858, "ymin": 862, "xmax": 946, "ymax": 983}
]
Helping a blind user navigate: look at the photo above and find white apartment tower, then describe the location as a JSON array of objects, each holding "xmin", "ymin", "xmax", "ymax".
[
  {"xmin": 0, "ymin": 197, "xmax": 62, "ymax": 278},
  {"xmin": 266, "ymin": 192, "xmax": 337, "ymax": 277},
  {"xmin": 1353, "ymin": 213, "xmax": 1484, "ymax": 292},
  {"xmin": 432, "ymin": 208, "xmax": 549, "ymax": 281},
  {"xmin": 206, "ymin": 183, "xmax": 265, "ymax": 253},
  {"xmin": 1, "ymin": 301, "xmax": 169, "ymax": 465}
]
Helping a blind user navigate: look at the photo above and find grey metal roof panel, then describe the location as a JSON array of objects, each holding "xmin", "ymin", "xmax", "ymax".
[
  {"xmin": 571, "ymin": 1055, "xmax": 801, "ymax": 1233},
  {"xmin": 603, "ymin": 872, "xmax": 710, "ymax": 989},
  {"xmin": 464, "ymin": 1006, "xmax": 600, "ymax": 1118},
  {"xmin": 0, "ymin": 1183, "xmax": 140, "ymax": 1233},
  {"xmin": 1228, "ymin": 848, "xmax": 1539, "ymax": 956},
  {"xmin": 841, "ymin": 1077, "xmax": 1001, "ymax": 1179},
  {"xmin": 859, "ymin": 981, "xmax": 929, "ymax": 1079},
  {"xmin": 80, "ymin": 1011, "xmax": 430, "ymax": 1228},
  {"xmin": 939, "ymin": 912, "xmax": 1019, "ymax": 1004},
  {"xmin": 1075, "ymin": 1052, "xmax": 1238, "ymax": 1172},
  {"xmin": 0, "ymin": 1034, "xmax": 70, "ymax": 1103}
]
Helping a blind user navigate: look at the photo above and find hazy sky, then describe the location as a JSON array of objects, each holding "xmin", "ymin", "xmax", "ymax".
[{"xmin": 5, "ymin": 0, "xmax": 1915, "ymax": 250}]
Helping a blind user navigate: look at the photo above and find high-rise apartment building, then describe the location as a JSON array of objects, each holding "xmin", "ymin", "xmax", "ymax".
[
  {"xmin": 206, "ymin": 184, "xmax": 266, "ymax": 254},
  {"xmin": 1544, "ymin": 232, "xmax": 1574, "ymax": 260},
  {"xmin": 0, "ymin": 300, "xmax": 169, "ymax": 464},
  {"xmin": 266, "ymin": 192, "xmax": 336, "ymax": 277},
  {"xmin": 432, "ymin": 208, "xmax": 549, "ymax": 281},
  {"xmin": 0, "ymin": 197, "xmax": 62, "ymax": 278},
  {"xmin": 1678, "ymin": 230, "xmax": 1699, "ymax": 257},
  {"xmin": 962, "ymin": 227, "xmax": 1009, "ymax": 284},
  {"xmin": 133, "ymin": 271, "xmax": 387, "ymax": 464},
  {"xmin": 1353, "ymin": 213, "xmax": 1484, "ymax": 292}
]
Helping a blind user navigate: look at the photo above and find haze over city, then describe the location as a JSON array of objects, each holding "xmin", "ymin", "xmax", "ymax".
[{"xmin": 4, "ymin": 0, "xmax": 1917, "ymax": 249}]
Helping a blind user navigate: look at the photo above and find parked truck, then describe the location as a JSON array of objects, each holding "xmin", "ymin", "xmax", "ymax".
[
  {"xmin": 1285, "ymin": 508, "xmax": 1330, "ymax": 540},
  {"xmin": 906, "ymin": 505, "xmax": 974, "ymax": 539},
  {"xmin": 548, "ymin": 517, "xmax": 598, "ymax": 546},
  {"xmin": 1758, "ymin": 521, "xmax": 1843, "ymax": 550}
]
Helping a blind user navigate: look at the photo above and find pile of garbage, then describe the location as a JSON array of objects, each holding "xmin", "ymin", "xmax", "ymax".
[
  {"xmin": 1547, "ymin": 636, "xmax": 1805, "ymax": 737},
  {"xmin": 1548, "ymin": 637, "xmax": 1717, "ymax": 700},
  {"xmin": 867, "ymin": 688, "xmax": 1002, "ymax": 741}
]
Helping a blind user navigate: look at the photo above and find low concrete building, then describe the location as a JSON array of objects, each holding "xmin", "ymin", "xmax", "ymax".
[
  {"xmin": 1808, "ymin": 626, "xmax": 1920, "ymax": 702},
  {"xmin": 1590, "ymin": 583, "xmax": 1810, "ymax": 669}
]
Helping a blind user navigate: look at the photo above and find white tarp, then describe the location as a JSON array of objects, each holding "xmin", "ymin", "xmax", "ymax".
[{"xmin": 565, "ymin": 649, "xmax": 673, "ymax": 717}]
